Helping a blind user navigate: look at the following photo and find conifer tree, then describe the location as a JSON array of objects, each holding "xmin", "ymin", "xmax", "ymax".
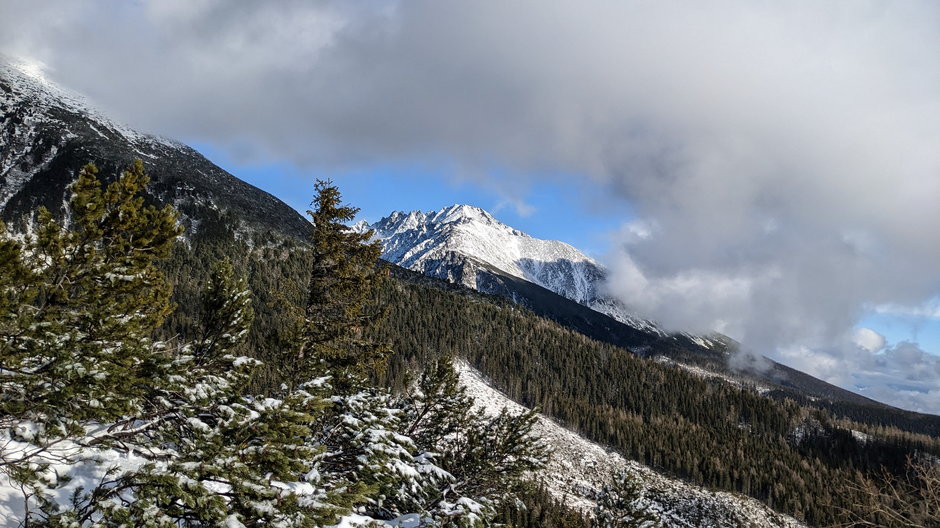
[
  {"xmin": 292, "ymin": 179, "xmax": 389, "ymax": 388},
  {"xmin": 594, "ymin": 472, "xmax": 661, "ymax": 528},
  {"xmin": 0, "ymin": 161, "xmax": 182, "ymax": 428},
  {"xmin": 43, "ymin": 253, "xmax": 358, "ymax": 526},
  {"xmin": 404, "ymin": 357, "xmax": 549, "ymax": 523},
  {"xmin": 192, "ymin": 259, "xmax": 254, "ymax": 363},
  {"xmin": 312, "ymin": 387, "xmax": 444, "ymax": 521}
]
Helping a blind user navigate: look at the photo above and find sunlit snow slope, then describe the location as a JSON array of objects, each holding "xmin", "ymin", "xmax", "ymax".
[{"xmin": 358, "ymin": 205, "xmax": 659, "ymax": 333}]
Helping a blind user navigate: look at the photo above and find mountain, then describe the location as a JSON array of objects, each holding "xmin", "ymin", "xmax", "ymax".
[
  {"xmin": 2, "ymin": 57, "xmax": 874, "ymax": 417},
  {"xmin": 0, "ymin": 60, "xmax": 309, "ymax": 240},
  {"xmin": 386, "ymin": 262, "xmax": 940, "ymax": 436},
  {"xmin": 357, "ymin": 204, "xmax": 662, "ymax": 334},
  {"xmin": 364, "ymin": 205, "xmax": 935, "ymax": 417}
]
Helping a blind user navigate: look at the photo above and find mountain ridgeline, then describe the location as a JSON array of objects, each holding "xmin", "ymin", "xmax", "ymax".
[
  {"xmin": 361, "ymin": 203, "xmax": 931, "ymax": 419},
  {"xmin": 354, "ymin": 205, "xmax": 660, "ymax": 333},
  {"xmin": 0, "ymin": 61, "xmax": 309, "ymax": 240},
  {"xmin": 2, "ymin": 60, "xmax": 939, "ymax": 526}
]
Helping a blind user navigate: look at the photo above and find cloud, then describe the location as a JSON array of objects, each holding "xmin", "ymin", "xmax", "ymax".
[
  {"xmin": 492, "ymin": 198, "xmax": 536, "ymax": 218},
  {"xmin": 853, "ymin": 328, "xmax": 886, "ymax": 354},
  {"xmin": 2, "ymin": 1, "xmax": 939, "ymax": 412},
  {"xmin": 776, "ymin": 339, "xmax": 940, "ymax": 415},
  {"xmin": 872, "ymin": 300, "xmax": 940, "ymax": 319}
]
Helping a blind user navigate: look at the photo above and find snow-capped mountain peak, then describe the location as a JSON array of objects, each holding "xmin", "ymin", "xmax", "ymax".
[
  {"xmin": 430, "ymin": 204, "xmax": 500, "ymax": 226},
  {"xmin": 362, "ymin": 204, "xmax": 659, "ymax": 332},
  {"xmin": 366, "ymin": 204, "xmax": 594, "ymax": 285}
]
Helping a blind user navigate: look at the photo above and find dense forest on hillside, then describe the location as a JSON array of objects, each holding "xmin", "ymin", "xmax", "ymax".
[
  {"xmin": 153, "ymin": 220, "xmax": 940, "ymax": 527},
  {"xmin": 367, "ymin": 269, "xmax": 940, "ymax": 526}
]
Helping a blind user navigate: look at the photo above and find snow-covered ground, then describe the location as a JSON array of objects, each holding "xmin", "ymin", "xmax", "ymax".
[
  {"xmin": 1, "ymin": 363, "xmax": 803, "ymax": 527},
  {"xmin": 0, "ymin": 424, "xmax": 153, "ymax": 523},
  {"xmin": 456, "ymin": 362, "xmax": 806, "ymax": 528}
]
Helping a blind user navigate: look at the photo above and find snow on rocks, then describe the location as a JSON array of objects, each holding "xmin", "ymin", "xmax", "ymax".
[
  {"xmin": 455, "ymin": 361, "xmax": 807, "ymax": 528},
  {"xmin": 0, "ymin": 58, "xmax": 179, "ymax": 151},
  {"xmin": 359, "ymin": 204, "xmax": 665, "ymax": 334}
]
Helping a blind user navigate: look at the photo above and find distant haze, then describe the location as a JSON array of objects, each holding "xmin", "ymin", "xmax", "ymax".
[{"xmin": 2, "ymin": 1, "xmax": 938, "ymax": 413}]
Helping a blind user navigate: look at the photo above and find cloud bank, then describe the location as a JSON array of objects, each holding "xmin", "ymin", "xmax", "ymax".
[{"xmin": 2, "ymin": 0, "xmax": 939, "ymax": 412}]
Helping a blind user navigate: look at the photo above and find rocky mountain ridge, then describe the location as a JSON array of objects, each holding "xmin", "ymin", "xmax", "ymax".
[
  {"xmin": 357, "ymin": 204, "xmax": 663, "ymax": 334},
  {"xmin": 0, "ymin": 59, "xmax": 310, "ymax": 241}
]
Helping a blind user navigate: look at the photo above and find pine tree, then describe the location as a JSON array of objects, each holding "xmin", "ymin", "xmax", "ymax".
[
  {"xmin": 594, "ymin": 472, "xmax": 661, "ymax": 528},
  {"xmin": 42, "ymin": 256, "xmax": 356, "ymax": 526},
  {"xmin": 291, "ymin": 179, "xmax": 390, "ymax": 389},
  {"xmin": 191, "ymin": 259, "xmax": 254, "ymax": 363},
  {"xmin": 311, "ymin": 387, "xmax": 444, "ymax": 521},
  {"xmin": 0, "ymin": 161, "xmax": 182, "ymax": 428},
  {"xmin": 404, "ymin": 357, "xmax": 549, "ymax": 524},
  {"xmin": 0, "ymin": 163, "xmax": 345, "ymax": 526}
]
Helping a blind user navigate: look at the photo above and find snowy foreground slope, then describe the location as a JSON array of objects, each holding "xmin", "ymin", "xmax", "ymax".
[
  {"xmin": 0, "ymin": 364, "xmax": 803, "ymax": 528},
  {"xmin": 357, "ymin": 205, "xmax": 660, "ymax": 333},
  {"xmin": 456, "ymin": 362, "xmax": 806, "ymax": 528}
]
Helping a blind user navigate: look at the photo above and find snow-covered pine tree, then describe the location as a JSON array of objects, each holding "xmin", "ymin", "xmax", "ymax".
[
  {"xmin": 0, "ymin": 164, "xmax": 352, "ymax": 525},
  {"xmin": 0, "ymin": 161, "xmax": 182, "ymax": 429},
  {"xmin": 311, "ymin": 387, "xmax": 447, "ymax": 521},
  {"xmin": 40, "ymin": 256, "xmax": 351, "ymax": 525},
  {"xmin": 404, "ymin": 357, "xmax": 549, "ymax": 524},
  {"xmin": 594, "ymin": 472, "xmax": 662, "ymax": 528},
  {"xmin": 0, "ymin": 161, "xmax": 185, "ymax": 518}
]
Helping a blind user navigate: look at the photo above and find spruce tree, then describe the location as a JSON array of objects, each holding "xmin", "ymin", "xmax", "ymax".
[
  {"xmin": 292, "ymin": 179, "xmax": 389, "ymax": 388},
  {"xmin": 594, "ymin": 473, "xmax": 661, "ymax": 528},
  {"xmin": 404, "ymin": 357, "xmax": 549, "ymax": 523},
  {"xmin": 191, "ymin": 259, "xmax": 254, "ymax": 363}
]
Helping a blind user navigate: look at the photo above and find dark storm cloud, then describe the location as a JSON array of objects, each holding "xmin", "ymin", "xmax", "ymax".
[{"xmin": 2, "ymin": 0, "xmax": 939, "ymax": 411}]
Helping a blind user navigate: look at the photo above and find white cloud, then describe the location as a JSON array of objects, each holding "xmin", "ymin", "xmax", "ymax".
[
  {"xmin": 872, "ymin": 300, "xmax": 940, "ymax": 319},
  {"xmin": 775, "ymin": 338, "xmax": 940, "ymax": 414},
  {"xmin": 852, "ymin": 328, "xmax": 886, "ymax": 353}
]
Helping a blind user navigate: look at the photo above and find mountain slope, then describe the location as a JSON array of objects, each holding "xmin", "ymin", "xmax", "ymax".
[
  {"xmin": 359, "ymin": 204, "xmax": 661, "ymax": 333},
  {"xmin": 0, "ymin": 60, "xmax": 309, "ymax": 240},
  {"xmin": 386, "ymin": 263, "xmax": 940, "ymax": 435},
  {"xmin": 364, "ymin": 206, "xmax": 917, "ymax": 415},
  {"xmin": 457, "ymin": 362, "xmax": 805, "ymax": 527}
]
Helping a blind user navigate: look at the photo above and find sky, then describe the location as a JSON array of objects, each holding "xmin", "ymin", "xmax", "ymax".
[
  {"xmin": 2, "ymin": 1, "xmax": 939, "ymax": 413},
  {"xmin": 193, "ymin": 142, "xmax": 633, "ymax": 256}
]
